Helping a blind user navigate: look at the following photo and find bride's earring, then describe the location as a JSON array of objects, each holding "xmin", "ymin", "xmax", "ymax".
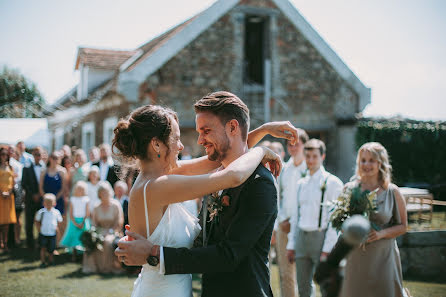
[{"xmin": 157, "ymin": 154, "xmax": 160, "ymax": 158}]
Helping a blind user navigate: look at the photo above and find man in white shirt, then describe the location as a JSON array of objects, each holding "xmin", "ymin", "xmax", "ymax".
[
  {"xmin": 93, "ymin": 144, "xmax": 119, "ymax": 187},
  {"xmin": 275, "ymin": 129, "xmax": 308, "ymax": 297},
  {"xmin": 16, "ymin": 141, "xmax": 34, "ymax": 167},
  {"xmin": 286, "ymin": 139, "xmax": 343, "ymax": 297}
]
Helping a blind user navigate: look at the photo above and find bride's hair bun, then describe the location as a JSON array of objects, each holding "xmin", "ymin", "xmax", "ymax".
[
  {"xmin": 113, "ymin": 119, "xmax": 137, "ymax": 159},
  {"xmin": 112, "ymin": 105, "xmax": 178, "ymax": 161}
]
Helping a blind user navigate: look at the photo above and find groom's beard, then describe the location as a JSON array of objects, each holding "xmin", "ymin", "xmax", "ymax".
[{"xmin": 206, "ymin": 135, "xmax": 230, "ymax": 163}]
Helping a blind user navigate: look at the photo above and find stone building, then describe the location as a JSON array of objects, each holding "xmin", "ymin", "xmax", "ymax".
[{"xmin": 46, "ymin": 0, "xmax": 370, "ymax": 181}]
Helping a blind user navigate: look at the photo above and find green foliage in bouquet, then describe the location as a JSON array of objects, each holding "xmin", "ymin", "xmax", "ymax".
[
  {"xmin": 80, "ymin": 226, "xmax": 105, "ymax": 252},
  {"xmin": 330, "ymin": 185, "xmax": 379, "ymax": 232}
]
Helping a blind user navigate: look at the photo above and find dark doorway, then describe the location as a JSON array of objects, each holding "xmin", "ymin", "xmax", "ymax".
[{"xmin": 244, "ymin": 15, "xmax": 265, "ymax": 85}]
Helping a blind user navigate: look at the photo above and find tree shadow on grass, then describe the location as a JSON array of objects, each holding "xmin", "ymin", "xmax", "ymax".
[
  {"xmin": 8, "ymin": 264, "xmax": 42, "ymax": 273},
  {"xmin": 2, "ymin": 246, "xmax": 85, "ymax": 272},
  {"xmin": 0, "ymin": 246, "xmax": 39, "ymax": 264},
  {"xmin": 58, "ymin": 267, "xmax": 135, "ymax": 280}
]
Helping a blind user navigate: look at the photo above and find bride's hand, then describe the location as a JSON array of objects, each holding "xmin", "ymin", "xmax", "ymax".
[
  {"xmin": 261, "ymin": 147, "xmax": 282, "ymax": 177},
  {"xmin": 261, "ymin": 121, "xmax": 300, "ymax": 145}
]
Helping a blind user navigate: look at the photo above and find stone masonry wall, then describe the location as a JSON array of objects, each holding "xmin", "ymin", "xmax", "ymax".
[
  {"xmin": 137, "ymin": 0, "xmax": 362, "ymax": 174},
  {"xmin": 397, "ymin": 230, "xmax": 446, "ymax": 282},
  {"xmin": 143, "ymin": 14, "xmax": 239, "ymax": 128}
]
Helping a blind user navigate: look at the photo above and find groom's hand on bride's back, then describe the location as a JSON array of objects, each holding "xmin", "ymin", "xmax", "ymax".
[
  {"xmin": 115, "ymin": 230, "xmax": 153, "ymax": 266},
  {"xmin": 261, "ymin": 147, "xmax": 282, "ymax": 177}
]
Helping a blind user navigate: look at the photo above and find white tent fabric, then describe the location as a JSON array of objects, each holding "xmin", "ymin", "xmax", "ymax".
[{"xmin": 0, "ymin": 118, "xmax": 49, "ymax": 150}]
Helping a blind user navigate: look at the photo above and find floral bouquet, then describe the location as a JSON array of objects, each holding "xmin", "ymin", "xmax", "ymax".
[
  {"xmin": 330, "ymin": 184, "xmax": 380, "ymax": 232},
  {"xmin": 80, "ymin": 226, "xmax": 105, "ymax": 252}
]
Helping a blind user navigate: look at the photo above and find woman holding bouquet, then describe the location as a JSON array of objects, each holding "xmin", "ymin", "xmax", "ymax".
[
  {"xmin": 340, "ymin": 142, "xmax": 407, "ymax": 297},
  {"xmin": 82, "ymin": 181, "xmax": 124, "ymax": 274}
]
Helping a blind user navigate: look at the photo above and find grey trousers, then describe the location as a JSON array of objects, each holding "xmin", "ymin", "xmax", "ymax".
[{"xmin": 294, "ymin": 229, "xmax": 326, "ymax": 297}]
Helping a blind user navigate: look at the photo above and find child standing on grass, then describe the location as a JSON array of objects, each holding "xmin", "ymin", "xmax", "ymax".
[
  {"xmin": 35, "ymin": 193, "xmax": 63, "ymax": 267},
  {"xmin": 60, "ymin": 181, "xmax": 90, "ymax": 261}
]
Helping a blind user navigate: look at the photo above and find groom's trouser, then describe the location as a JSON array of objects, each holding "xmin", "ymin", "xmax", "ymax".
[
  {"xmin": 294, "ymin": 229, "xmax": 326, "ymax": 297},
  {"xmin": 275, "ymin": 228, "xmax": 297, "ymax": 297}
]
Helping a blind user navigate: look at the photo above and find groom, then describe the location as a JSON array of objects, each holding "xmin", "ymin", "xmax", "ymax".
[{"xmin": 117, "ymin": 91, "xmax": 288, "ymax": 296}]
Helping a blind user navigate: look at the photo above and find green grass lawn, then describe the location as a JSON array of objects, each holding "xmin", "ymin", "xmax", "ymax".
[
  {"xmin": 2, "ymin": 211, "xmax": 445, "ymax": 297},
  {"xmin": 1, "ymin": 246, "xmax": 446, "ymax": 297}
]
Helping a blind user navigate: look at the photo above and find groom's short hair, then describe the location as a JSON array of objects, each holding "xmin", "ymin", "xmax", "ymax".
[{"xmin": 194, "ymin": 91, "xmax": 250, "ymax": 141}]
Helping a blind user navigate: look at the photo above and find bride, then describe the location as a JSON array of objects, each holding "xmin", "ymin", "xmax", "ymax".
[{"xmin": 113, "ymin": 104, "xmax": 294, "ymax": 297}]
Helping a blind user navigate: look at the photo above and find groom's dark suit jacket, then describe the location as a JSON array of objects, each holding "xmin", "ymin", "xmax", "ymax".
[{"xmin": 164, "ymin": 165, "xmax": 277, "ymax": 297}]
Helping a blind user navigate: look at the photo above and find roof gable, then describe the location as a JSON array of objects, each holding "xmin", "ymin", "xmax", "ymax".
[
  {"xmin": 117, "ymin": 0, "xmax": 239, "ymax": 97},
  {"xmin": 118, "ymin": 0, "xmax": 370, "ymax": 108},
  {"xmin": 75, "ymin": 47, "xmax": 138, "ymax": 70}
]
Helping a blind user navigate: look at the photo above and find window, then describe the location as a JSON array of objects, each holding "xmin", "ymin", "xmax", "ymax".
[
  {"xmin": 103, "ymin": 117, "xmax": 117, "ymax": 145},
  {"xmin": 244, "ymin": 15, "xmax": 267, "ymax": 85},
  {"xmin": 81, "ymin": 122, "xmax": 95, "ymax": 152}
]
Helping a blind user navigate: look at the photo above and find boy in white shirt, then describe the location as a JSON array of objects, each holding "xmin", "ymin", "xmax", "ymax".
[{"xmin": 35, "ymin": 193, "xmax": 63, "ymax": 267}]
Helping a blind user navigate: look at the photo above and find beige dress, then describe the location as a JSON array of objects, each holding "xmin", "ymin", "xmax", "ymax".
[
  {"xmin": 82, "ymin": 199, "xmax": 124, "ymax": 274},
  {"xmin": 340, "ymin": 182, "xmax": 405, "ymax": 297}
]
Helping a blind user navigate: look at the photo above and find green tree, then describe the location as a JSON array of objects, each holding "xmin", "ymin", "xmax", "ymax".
[{"xmin": 0, "ymin": 65, "xmax": 46, "ymax": 118}]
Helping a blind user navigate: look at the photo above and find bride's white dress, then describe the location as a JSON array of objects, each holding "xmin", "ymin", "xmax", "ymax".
[{"xmin": 131, "ymin": 181, "xmax": 201, "ymax": 297}]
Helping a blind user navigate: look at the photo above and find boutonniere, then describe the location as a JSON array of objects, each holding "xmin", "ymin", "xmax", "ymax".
[
  {"xmin": 207, "ymin": 192, "xmax": 231, "ymax": 222},
  {"xmin": 320, "ymin": 178, "xmax": 327, "ymax": 192}
]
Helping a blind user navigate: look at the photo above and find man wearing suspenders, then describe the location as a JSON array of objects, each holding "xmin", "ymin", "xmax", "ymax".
[{"xmin": 286, "ymin": 139, "xmax": 343, "ymax": 297}]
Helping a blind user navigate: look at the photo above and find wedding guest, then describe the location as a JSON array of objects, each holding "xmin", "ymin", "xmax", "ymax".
[
  {"xmin": 339, "ymin": 142, "xmax": 407, "ymax": 297},
  {"xmin": 61, "ymin": 145, "xmax": 72, "ymax": 159},
  {"xmin": 0, "ymin": 146, "xmax": 17, "ymax": 251},
  {"xmin": 71, "ymin": 149, "xmax": 89, "ymax": 191},
  {"xmin": 113, "ymin": 181, "xmax": 129, "ymax": 232},
  {"xmin": 275, "ymin": 130, "xmax": 308, "ymax": 297},
  {"xmin": 40, "ymin": 152, "xmax": 67, "ymax": 215},
  {"xmin": 269, "ymin": 141, "xmax": 285, "ymax": 158},
  {"xmin": 35, "ymin": 193, "xmax": 63, "ymax": 267},
  {"xmin": 87, "ymin": 146, "xmax": 100, "ymax": 168},
  {"xmin": 287, "ymin": 139, "xmax": 343, "ymax": 297},
  {"xmin": 22, "ymin": 146, "xmax": 45, "ymax": 249},
  {"xmin": 16, "ymin": 141, "xmax": 34, "ymax": 167},
  {"xmin": 41, "ymin": 150, "xmax": 49, "ymax": 165},
  {"xmin": 261, "ymin": 141, "xmax": 283, "ymax": 269},
  {"xmin": 61, "ymin": 181, "xmax": 90, "ymax": 261},
  {"xmin": 82, "ymin": 181, "xmax": 124, "ymax": 274},
  {"xmin": 86, "ymin": 166, "xmax": 101, "ymax": 214},
  {"xmin": 8, "ymin": 145, "xmax": 24, "ymax": 246},
  {"xmin": 61, "ymin": 155, "xmax": 73, "ymax": 197},
  {"xmin": 93, "ymin": 144, "xmax": 119, "ymax": 187}
]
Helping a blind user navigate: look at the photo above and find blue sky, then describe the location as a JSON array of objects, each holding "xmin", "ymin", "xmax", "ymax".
[{"xmin": 1, "ymin": 0, "xmax": 445, "ymax": 120}]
